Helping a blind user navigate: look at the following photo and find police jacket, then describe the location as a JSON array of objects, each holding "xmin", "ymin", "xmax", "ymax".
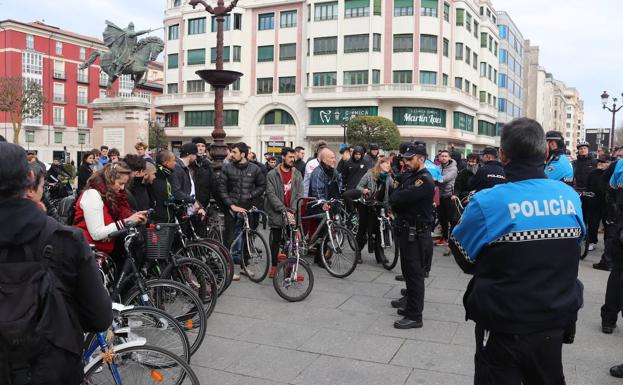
[
  {"xmin": 450, "ymin": 157, "xmax": 585, "ymax": 334},
  {"xmin": 172, "ymin": 158, "xmax": 194, "ymax": 202},
  {"xmin": 573, "ymin": 155, "xmax": 598, "ymax": 190},
  {"xmin": 585, "ymin": 168, "xmax": 608, "ymax": 210},
  {"xmin": 151, "ymin": 165, "xmax": 175, "ymax": 223},
  {"xmin": 218, "ymin": 160, "xmax": 266, "ymax": 209},
  {"xmin": 342, "ymin": 156, "xmax": 370, "ymax": 191},
  {"xmin": 604, "ymin": 160, "xmax": 623, "ymax": 211},
  {"xmin": 468, "ymin": 160, "xmax": 507, "ymax": 192},
  {"xmin": 545, "ymin": 149, "xmax": 574, "ymax": 185},
  {"xmin": 389, "ymin": 167, "xmax": 435, "ymax": 225}
]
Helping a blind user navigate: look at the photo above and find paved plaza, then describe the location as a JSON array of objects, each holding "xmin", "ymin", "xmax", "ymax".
[{"xmin": 193, "ymin": 243, "xmax": 622, "ymax": 385}]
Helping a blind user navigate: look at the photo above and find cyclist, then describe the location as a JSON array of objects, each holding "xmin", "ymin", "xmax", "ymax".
[
  {"xmin": 265, "ymin": 147, "xmax": 303, "ymax": 278},
  {"xmin": 303, "ymin": 140, "xmax": 328, "ymax": 196},
  {"xmin": 356, "ymin": 158, "xmax": 393, "ymax": 264},
  {"xmin": 77, "ymin": 151, "xmax": 96, "ymax": 195},
  {"xmin": 545, "ymin": 131, "xmax": 574, "ymax": 185},
  {"xmin": 151, "ymin": 150, "xmax": 178, "ymax": 223},
  {"xmin": 0, "ymin": 142, "xmax": 112, "ymax": 384}
]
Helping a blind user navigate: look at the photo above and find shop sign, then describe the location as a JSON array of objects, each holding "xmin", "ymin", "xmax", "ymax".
[
  {"xmin": 309, "ymin": 106, "xmax": 378, "ymax": 125},
  {"xmin": 393, "ymin": 107, "xmax": 446, "ymax": 127}
]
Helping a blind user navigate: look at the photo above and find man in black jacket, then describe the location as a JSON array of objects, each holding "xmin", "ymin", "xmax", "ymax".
[
  {"xmin": 294, "ymin": 146, "xmax": 306, "ymax": 176},
  {"xmin": 450, "ymin": 118, "xmax": 583, "ymax": 385},
  {"xmin": 573, "ymin": 141, "xmax": 598, "ymax": 225},
  {"xmin": 468, "ymin": 147, "xmax": 507, "ymax": 192},
  {"xmin": 0, "ymin": 142, "xmax": 112, "ymax": 384},
  {"xmin": 218, "ymin": 142, "xmax": 266, "ymax": 276},
  {"xmin": 454, "ymin": 153, "xmax": 479, "ymax": 200},
  {"xmin": 342, "ymin": 145, "xmax": 369, "ymax": 213},
  {"xmin": 151, "ymin": 150, "xmax": 177, "ymax": 223}
]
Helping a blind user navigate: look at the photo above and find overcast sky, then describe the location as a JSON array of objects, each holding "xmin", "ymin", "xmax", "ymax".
[{"xmin": 3, "ymin": 0, "xmax": 620, "ymax": 128}]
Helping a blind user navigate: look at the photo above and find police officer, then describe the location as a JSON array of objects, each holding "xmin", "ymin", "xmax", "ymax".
[
  {"xmin": 389, "ymin": 143, "xmax": 435, "ymax": 329},
  {"xmin": 545, "ymin": 131, "xmax": 574, "ymax": 185},
  {"xmin": 573, "ymin": 140, "xmax": 598, "ymax": 223},
  {"xmin": 450, "ymin": 118, "xmax": 584, "ymax": 384},
  {"xmin": 468, "ymin": 147, "xmax": 506, "ymax": 192}
]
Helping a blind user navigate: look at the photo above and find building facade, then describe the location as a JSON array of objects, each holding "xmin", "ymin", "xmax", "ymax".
[
  {"xmin": 495, "ymin": 11, "xmax": 524, "ymax": 130},
  {"xmin": 0, "ymin": 20, "xmax": 162, "ymax": 163},
  {"xmin": 158, "ymin": 0, "xmax": 502, "ymax": 156}
]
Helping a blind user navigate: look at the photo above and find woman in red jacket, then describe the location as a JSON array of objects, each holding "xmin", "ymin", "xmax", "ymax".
[{"xmin": 73, "ymin": 161, "xmax": 147, "ymax": 255}]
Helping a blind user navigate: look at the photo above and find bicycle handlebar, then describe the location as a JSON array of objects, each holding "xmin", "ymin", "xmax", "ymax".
[{"xmin": 108, "ymin": 227, "xmax": 130, "ymax": 239}]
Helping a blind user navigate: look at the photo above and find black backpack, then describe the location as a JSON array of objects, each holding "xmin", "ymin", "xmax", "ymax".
[
  {"xmin": 57, "ymin": 195, "xmax": 76, "ymax": 225},
  {"xmin": 0, "ymin": 219, "xmax": 72, "ymax": 385}
]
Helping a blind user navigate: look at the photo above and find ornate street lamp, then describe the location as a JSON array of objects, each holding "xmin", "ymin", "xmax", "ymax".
[
  {"xmin": 189, "ymin": 0, "xmax": 242, "ymax": 169},
  {"xmin": 601, "ymin": 91, "xmax": 623, "ymax": 150}
]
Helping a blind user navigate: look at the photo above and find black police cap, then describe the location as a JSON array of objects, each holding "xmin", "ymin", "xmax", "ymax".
[
  {"xmin": 482, "ymin": 147, "xmax": 498, "ymax": 157},
  {"xmin": 403, "ymin": 144, "xmax": 427, "ymax": 159}
]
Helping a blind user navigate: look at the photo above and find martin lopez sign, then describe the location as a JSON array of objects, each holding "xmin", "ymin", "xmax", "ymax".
[{"xmin": 393, "ymin": 107, "xmax": 446, "ymax": 128}]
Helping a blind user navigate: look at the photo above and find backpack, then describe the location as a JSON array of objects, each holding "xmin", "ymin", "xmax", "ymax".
[
  {"xmin": 56, "ymin": 195, "xmax": 76, "ymax": 225},
  {"xmin": 0, "ymin": 219, "xmax": 72, "ymax": 385}
]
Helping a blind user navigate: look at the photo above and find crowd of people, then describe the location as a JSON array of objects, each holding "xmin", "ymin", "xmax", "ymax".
[{"xmin": 3, "ymin": 115, "xmax": 623, "ymax": 384}]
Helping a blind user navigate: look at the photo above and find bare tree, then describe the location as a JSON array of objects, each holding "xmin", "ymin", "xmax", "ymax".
[{"xmin": 0, "ymin": 77, "xmax": 46, "ymax": 145}]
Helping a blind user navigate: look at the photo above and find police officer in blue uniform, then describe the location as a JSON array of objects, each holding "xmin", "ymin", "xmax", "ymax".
[
  {"xmin": 545, "ymin": 130, "xmax": 574, "ymax": 185},
  {"xmin": 468, "ymin": 147, "xmax": 506, "ymax": 192},
  {"xmin": 450, "ymin": 118, "xmax": 584, "ymax": 384},
  {"xmin": 389, "ymin": 143, "xmax": 435, "ymax": 329}
]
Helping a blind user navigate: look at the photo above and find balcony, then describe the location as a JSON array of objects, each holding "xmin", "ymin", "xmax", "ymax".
[
  {"xmin": 77, "ymin": 74, "xmax": 89, "ymax": 84},
  {"xmin": 53, "ymin": 71, "xmax": 66, "ymax": 80},
  {"xmin": 53, "ymin": 93, "xmax": 65, "ymax": 103},
  {"xmin": 155, "ymin": 90, "xmax": 244, "ymax": 107},
  {"xmin": 53, "ymin": 119, "xmax": 65, "ymax": 126},
  {"xmin": 478, "ymin": 102, "xmax": 499, "ymax": 118},
  {"xmin": 99, "ymin": 78, "xmax": 108, "ymax": 87},
  {"xmin": 78, "ymin": 121, "xmax": 88, "ymax": 128}
]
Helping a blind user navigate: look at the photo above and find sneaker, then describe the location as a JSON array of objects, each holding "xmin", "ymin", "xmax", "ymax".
[
  {"xmin": 240, "ymin": 269, "xmax": 255, "ymax": 279},
  {"xmin": 268, "ymin": 266, "xmax": 277, "ymax": 279},
  {"xmin": 603, "ymin": 324, "xmax": 616, "ymax": 334},
  {"xmin": 588, "ymin": 243, "xmax": 596, "ymax": 251},
  {"xmin": 435, "ymin": 238, "xmax": 448, "ymax": 246},
  {"xmin": 232, "ymin": 274, "xmax": 241, "ymax": 281}
]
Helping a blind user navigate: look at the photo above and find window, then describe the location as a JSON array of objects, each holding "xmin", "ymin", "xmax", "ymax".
[
  {"xmin": 78, "ymin": 133, "xmax": 86, "ymax": 144},
  {"xmin": 53, "ymin": 106, "xmax": 64, "ymax": 125},
  {"xmin": 494, "ymin": 41, "xmax": 498, "ymax": 56},
  {"xmin": 167, "ymin": 83, "xmax": 178, "ymax": 94},
  {"xmin": 26, "ymin": 34, "xmax": 34, "ymax": 50},
  {"xmin": 233, "ymin": 45, "xmax": 241, "ymax": 62},
  {"xmin": 187, "ymin": 80, "xmax": 205, "ymax": 93},
  {"xmin": 443, "ymin": 2, "xmax": 450, "ymax": 21},
  {"xmin": 455, "ymin": 43, "xmax": 463, "ymax": 60},
  {"xmin": 473, "ymin": 53, "xmax": 478, "ymax": 70},
  {"xmin": 211, "ymin": 46, "xmax": 231, "ymax": 63},
  {"xmin": 279, "ymin": 43, "xmax": 296, "ymax": 60},
  {"xmin": 465, "ymin": 12, "xmax": 472, "ymax": 31},
  {"xmin": 472, "ymin": 84, "xmax": 477, "ymax": 97},
  {"xmin": 99, "ymin": 89, "xmax": 107, "ymax": 98},
  {"xmin": 258, "ymin": 13, "xmax": 275, "ymax": 30},
  {"xmin": 454, "ymin": 77, "xmax": 462, "ymax": 90},
  {"xmin": 473, "ymin": 21, "xmax": 479, "ymax": 38},
  {"xmin": 344, "ymin": 34, "xmax": 369, "ymax": 53},
  {"xmin": 465, "ymin": 46, "xmax": 471, "ymax": 64},
  {"xmin": 498, "ymin": 98, "xmax": 506, "ymax": 112},
  {"xmin": 481, "ymin": 32, "xmax": 487, "ymax": 48},
  {"xmin": 261, "ymin": 109, "xmax": 295, "ymax": 125},
  {"xmin": 279, "ymin": 77, "xmax": 296, "ymax": 93},
  {"xmin": 315, "ymin": 1, "xmax": 338, "ymax": 21},
  {"xmin": 478, "ymin": 120, "xmax": 496, "ymax": 136},
  {"xmin": 373, "ymin": 33, "xmax": 381, "ymax": 52},
  {"xmin": 456, "ymin": 8, "xmax": 464, "ymax": 26},
  {"xmin": 77, "ymin": 68, "xmax": 88, "ymax": 83},
  {"xmin": 187, "ymin": 49, "xmax": 205, "ymax": 65},
  {"xmin": 453, "ymin": 112, "xmax": 474, "ymax": 132},
  {"xmin": 421, "ymin": 0, "xmax": 438, "ymax": 17},
  {"xmin": 257, "ymin": 78, "xmax": 273, "ymax": 94},
  {"xmin": 499, "ymin": 25, "xmax": 508, "ymax": 39},
  {"xmin": 420, "ymin": 35, "xmax": 437, "ymax": 53},
  {"xmin": 344, "ymin": 70, "xmax": 368, "ymax": 85},
  {"xmin": 488, "ymin": 36, "xmax": 493, "ymax": 51},
  {"xmin": 257, "ymin": 45, "xmax": 274, "ymax": 62},
  {"xmin": 173, "ymin": 0, "xmax": 181, "ymax": 6},
  {"xmin": 55, "ymin": 41, "xmax": 62, "ymax": 55},
  {"xmin": 443, "ymin": 38, "xmax": 449, "ymax": 57},
  {"xmin": 345, "ymin": 0, "xmax": 370, "ymax": 18},
  {"xmin": 373, "ymin": 0, "xmax": 382, "ymax": 15},
  {"xmin": 493, "ymin": 69, "xmax": 498, "ymax": 84},
  {"xmin": 168, "ymin": 54, "xmax": 178, "ymax": 69},
  {"xmin": 314, "ymin": 36, "xmax": 338, "ymax": 55},
  {"xmin": 53, "ymin": 60, "xmax": 65, "ymax": 79},
  {"xmin": 480, "ymin": 62, "xmax": 486, "ymax": 77},
  {"xmin": 419, "ymin": 71, "xmax": 437, "ymax": 85},
  {"xmin": 188, "ymin": 18, "xmax": 206, "ymax": 35},
  {"xmin": 464, "ymin": 79, "xmax": 470, "ymax": 93},
  {"xmin": 185, "ymin": 111, "xmax": 212, "ymax": 126},
  {"xmin": 372, "ymin": 69, "xmax": 381, "ymax": 84},
  {"xmin": 394, "ymin": 0, "xmax": 414, "ymax": 16},
  {"xmin": 54, "ymin": 132, "xmax": 62, "ymax": 144},
  {"xmin": 232, "ymin": 79, "xmax": 241, "ymax": 91},
  {"xmin": 168, "ymin": 24, "xmax": 179, "ymax": 40},
  {"xmin": 393, "ymin": 34, "xmax": 413, "ymax": 52},
  {"xmin": 281, "ymin": 10, "xmax": 297, "ymax": 28},
  {"xmin": 26, "ymin": 131, "xmax": 35, "ymax": 143},
  {"xmin": 77, "ymin": 87, "xmax": 88, "ymax": 105},
  {"xmin": 165, "ymin": 112, "xmax": 179, "ymax": 127},
  {"xmin": 443, "ymin": 73, "xmax": 448, "ymax": 86},
  {"xmin": 393, "ymin": 70, "xmax": 412, "ymax": 84},
  {"xmin": 79, "ymin": 47, "xmax": 86, "ymax": 61},
  {"xmin": 313, "ymin": 72, "xmax": 337, "ymax": 86},
  {"xmin": 211, "ymin": 15, "xmax": 231, "ymax": 32},
  {"xmin": 53, "ymin": 83, "xmax": 64, "ymax": 102},
  {"xmin": 479, "ymin": 91, "xmax": 487, "ymax": 103},
  {"xmin": 234, "ymin": 13, "xmax": 242, "ymax": 30},
  {"xmin": 488, "ymin": 64, "xmax": 492, "ymax": 80},
  {"xmin": 78, "ymin": 109, "xmax": 87, "ymax": 128}
]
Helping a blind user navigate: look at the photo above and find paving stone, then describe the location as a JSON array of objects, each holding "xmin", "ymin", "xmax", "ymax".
[
  {"xmin": 337, "ymin": 294, "xmax": 399, "ymax": 316},
  {"xmin": 292, "ymin": 355, "xmax": 412, "ymax": 385},
  {"xmin": 366, "ymin": 315, "xmax": 459, "ymax": 344},
  {"xmin": 192, "ymin": 335, "xmax": 259, "ymax": 370},
  {"xmin": 405, "ymin": 369, "xmax": 472, "ymax": 385},
  {"xmin": 391, "ymin": 340, "xmax": 474, "ymax": 376},
  {"xmin": 427, "ymin": 276, "xmax": 472, "ymax": 291},
  {"xmin": 267, "ymin": 305, "xmax": 381, "ymax": 333},
  {"xmin": 423, "ymin": 302, "xmax": 466, "ymax": 323},
  {"xmin": 193, "ymin": 367, "xmax": 288, "ymax": 385},
  {"xmin": 235, "ymin": 318, "xmax": 320, "ymax": 349},
  {"xmin": 313, "ymin": 276, "xmax": 394, "ymax": 297},
  {"xmin": 206, "ymin": 312, "xmax": 257, "ymax": 339},
  {"xmin": 298, "ymin": 328, "xmax": 404, "ymax": 363},
  {"xmin": 225, "ymin": 345, "xmax": 318, "ymax": 383},
  {"xmin": 215, "ymin": 295, "xmax": 287, "ymax": 320}
]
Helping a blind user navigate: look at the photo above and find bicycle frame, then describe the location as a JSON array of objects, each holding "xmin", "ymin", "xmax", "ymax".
[
  {"xmin": 377, "ymin": 207, "xmax": 393, "ymax": 249},
  {"xmin": 83, "ymin": 331, "xmax": 147, "ymax": 383},
  {"xmin": 298, "ymin": 198, "xmax": 344, "ymax": 253}
]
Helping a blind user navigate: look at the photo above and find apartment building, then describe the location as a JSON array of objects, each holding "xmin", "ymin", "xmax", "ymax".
[{"xmin": 495, "ymin": 10, "xmax": 524, "ymax": 130}]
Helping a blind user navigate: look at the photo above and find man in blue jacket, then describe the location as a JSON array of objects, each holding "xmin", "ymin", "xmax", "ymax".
[
  {"xmin": 545, "ymin": 131, "xmax": 574, "ymax": 185},
  {"xmin": 450, "ymin": 118, "xmax": 584, "ymax": 385}
]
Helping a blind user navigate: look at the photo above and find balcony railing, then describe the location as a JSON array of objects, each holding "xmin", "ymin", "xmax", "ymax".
[
  {"xmin": 53, "ymin": 93, "xmax": 65, "ymax": 102},
  {"xmin": 304, "ymin": 84, "xmax": 479, "ymax": 102},
  {"xmin": 77, "ymin": 74, "xmax": 89, "ymax": 83},
  {"xmin": 53, "ymin": 71, "xmax": 65, "ymax": 80},
  {"xmin": 53, "ymin": 119, "xmax": 65, "ymax": 126},
  {"xmin": 156, "ymin": 90, "xmax": 243, "ymax": 103},
  {"xmin": 78, "ymin": 121, "xmax": 88, "ymax": 128}
]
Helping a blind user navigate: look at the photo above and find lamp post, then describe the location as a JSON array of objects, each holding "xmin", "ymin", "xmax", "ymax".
[
  {"xmin": 601, "ymin": 91, "xmax": 623, "ymax": 150},
  {"xmin": 189, "ymin": 0, "xmax": 242, "ymax": 169},
  {"xmin": 338, "ymin": 113, "xmax": 355, "ymax": 145}
]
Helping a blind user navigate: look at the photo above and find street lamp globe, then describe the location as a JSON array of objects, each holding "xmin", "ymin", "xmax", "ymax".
[{"xmin": 601, "ymin": 91, "xmax": 610, "ymax": 108}]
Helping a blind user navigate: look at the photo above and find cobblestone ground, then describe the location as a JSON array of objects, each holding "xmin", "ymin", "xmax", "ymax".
[{"xmin": 192, "ymin": 241, "xmax": 620, "ymax": 385}]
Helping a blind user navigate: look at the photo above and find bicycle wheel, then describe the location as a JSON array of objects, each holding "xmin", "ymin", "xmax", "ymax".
[
  {"xmin": 320, "ymin": 224, "xmax": 359, "ymax": 278},
  {"xmin": 160, "ymin": 257, "xmax": 218, "ymax": 319},
  {"xmin": 199, "ymin": 238, "xmax": 234, "ymax": 292},
  {"xmin": 381, "ymin": 227, "xmax": 400, "ymax": 271},
  {"xmin": 580, "ymin": 237, "xmax": 589, "ymax": 260},
  {"xmin": 273, "ymin": 258, "xmax": 314, "ymax": 302},
  {"xmin": 176, "ymin": 241, "xmax": 230, "ymax": 296},
  {"xmin": 84, "ymin": 306, "xmax": 191, "ymax": 363},
  {"xmin": 123, "ymin": 279, "xmax": 207, "ymax": 356},
  {"xmin": 241, "ymin": 229, "xmax": 270, "ymax": 283},
  {"xmin": 84, "ymin": 344, "xmax": 200, "ymax": 385}
]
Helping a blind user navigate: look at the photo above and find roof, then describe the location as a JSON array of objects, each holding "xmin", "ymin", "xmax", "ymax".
[{"xmin": 0, "ymin": 19, "xmax": 105, "ymax": 47}]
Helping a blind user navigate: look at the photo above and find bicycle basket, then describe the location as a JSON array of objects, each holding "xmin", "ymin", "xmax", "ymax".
[{"xmin": 145, "ymin": 223, "xmax": 178, "ymax": 259}]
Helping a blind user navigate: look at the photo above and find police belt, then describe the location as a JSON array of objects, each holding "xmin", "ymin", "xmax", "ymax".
[{"xmin": 398, "ymin": 220, "xmax": 431, "ymax": 234}]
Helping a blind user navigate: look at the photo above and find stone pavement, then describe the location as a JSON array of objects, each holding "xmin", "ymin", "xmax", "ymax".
[{"xmin": 192, "ymin": 242, "xmax": 622, "ymax": 385}]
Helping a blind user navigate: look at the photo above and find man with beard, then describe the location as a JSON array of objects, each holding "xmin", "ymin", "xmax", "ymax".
[
  {"xmin": 469, "ymin": 147, "xmax": 507, "ymax": 192},
  {"xmin": 454, "ymin": 153, "xmax": 479, "ymax": 200},
  {"xmin": 191, "ymin": 137, "xmax": 216, "ymax": 210},
  {"xmin": 436, "ymin": 150, "xmax": 458, "ymax": 246},
  {"xmin": 265, "ymin": 147, "xmax": 303, "ymax": 278},
  {"xmin": 364, "ymin": 144, "xmax": 380, "ymax": 168},
  {"xmin": 294, "ymin": 146, "xmax": 306, "ymax": 176}
]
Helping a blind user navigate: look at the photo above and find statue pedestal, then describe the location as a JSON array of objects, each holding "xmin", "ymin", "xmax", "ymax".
[{"xmin": 89, "ymin": 97, "xmax": 151, "ymax": 155}]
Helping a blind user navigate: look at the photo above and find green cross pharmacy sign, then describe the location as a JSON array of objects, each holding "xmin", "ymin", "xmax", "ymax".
[{"xmin": 309, "ymin": 107, "xmax": 378, "ymax": 125}]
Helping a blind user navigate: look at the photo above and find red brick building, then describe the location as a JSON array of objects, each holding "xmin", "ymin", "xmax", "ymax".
[{"xmin": 0, "ymin": 20, "xmax": 162, "ymax": 162}]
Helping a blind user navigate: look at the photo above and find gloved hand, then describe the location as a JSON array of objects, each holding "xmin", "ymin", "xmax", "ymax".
[{"xmin": 563, "ymin": 322, "xmax": 576, "ymax": 344}]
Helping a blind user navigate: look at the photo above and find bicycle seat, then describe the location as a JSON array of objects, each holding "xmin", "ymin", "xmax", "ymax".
[{"xmin": 112, "ymin": 303, "xmax": 134, "ymax": 313}]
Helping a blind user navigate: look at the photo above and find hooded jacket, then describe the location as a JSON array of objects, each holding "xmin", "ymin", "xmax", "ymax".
[
  {"xmin": 342, "ymin": 147, "xmax": 370, "ymax": 190},
  {"xmin": 439, "ymin": 159, "xmax": 458, "ymax": 198},
  {"xmin": 573, "ymin": 155, "xmax": 598, "ymax": 190}
]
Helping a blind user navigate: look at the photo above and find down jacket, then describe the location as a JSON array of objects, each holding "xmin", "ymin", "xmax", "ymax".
[
  {"xmin": 440, "ymin": 159, "xmax": 458, "ymax": 198},
  {"xmin": 218, "ymin": 160, "xmax": 266, "ymax": 209}
]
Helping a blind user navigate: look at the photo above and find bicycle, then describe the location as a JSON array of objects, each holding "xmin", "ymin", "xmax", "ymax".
[
  {"xmin": 297, "ymin": 197, "xmax": 360, "ymax": 278},
  {"xmin": 229, "ymin": 207, "xmax": 271, "ymax": 283},
  {"xmin": 273, "ymin": 210, "xmax": 314, "ymax": 302},
  {"xmin": 353, "ymin": 197, "xmax": 399, "ymax": 270}
]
